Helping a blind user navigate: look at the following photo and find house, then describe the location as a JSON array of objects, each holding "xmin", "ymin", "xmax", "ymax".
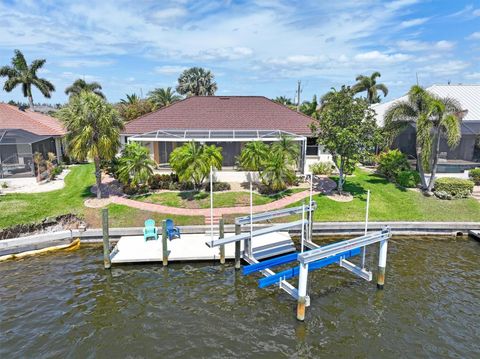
[
  {"xmin": 372, "ymin": 84, "xmax": 480, "ymax": 172},
  {"xmin": 122, "ymin": 96, "xmax": 329, "ymax": 180},
  {"xmin": 0, "ymin": 103, "xmax": 66, "ymax": 178}
]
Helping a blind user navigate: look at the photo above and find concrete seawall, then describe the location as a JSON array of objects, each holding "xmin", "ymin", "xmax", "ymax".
[{"xmin": 1, "ymin": 222, "xmax": 479, "ymax": 256}]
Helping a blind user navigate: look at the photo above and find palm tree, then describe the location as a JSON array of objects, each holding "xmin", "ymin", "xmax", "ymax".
[
  {"xmin": 272, "ymin": 134, "xmax": 300, "ymax": 166},
  {"xmin": 384, "ymin": 85, "xmax": 464, "ymax": 191},
  {"xmin": 273, "ymin": 96, "xmax": 294, "ymax": 106},
  {"xmin": 58, "ymin": 91, "xmax": 124, "ymax": 199},
  {"xmin": 117, "ymin": 142, "xmax": 156, "ymax": 187},
  {"xmin": 169, "ymin": 141, "xmax": 223, "ymax": 190},
  {"xmin": 65, "ymin": 79, "xmax": 105, "ymax": 99},
  {"xmin": 33, "ymin": 152, "xmax": 44, "ymax": 182},
  {"xmin": 299, "ymin": 95, "xmax": 319, "ymax": 119},
  {"xmin": 238, "ymin": 141, "xmax": 269, "ymax": 171},
  {"xmin": 352, "ymin": 71, "xmax": 388, "ymax": 104},
  {"xmin": 120, "ymin": 93, "xmax": 140, "ymax": 105},
  {"xmin": 0, "ymin": 49, "xmax": 55, "ymax": 109},
  {"xmin": 176, "ymin": 67, "xmax": 217, "ymax": 97},
  {"xmin": 147, "ymin": 87, "xmax": 182, "ymax": 109},
  {"xmin": 261, "ymin": 150, "xmax": 296, "ymax": 192}
]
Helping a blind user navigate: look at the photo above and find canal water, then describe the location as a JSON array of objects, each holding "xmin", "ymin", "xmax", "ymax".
[{"xmin": 1, "ymin": 237, "xmax": 479, "ymax": 358}]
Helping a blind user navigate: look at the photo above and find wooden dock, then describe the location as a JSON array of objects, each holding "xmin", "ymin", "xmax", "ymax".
[{"xmin": 110, "ymin": 231, "xmax": 295, "ymax": 264}]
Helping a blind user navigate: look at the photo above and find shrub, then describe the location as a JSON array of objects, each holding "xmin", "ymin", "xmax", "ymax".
[
  {"xmin": 310, "ymin": 161, "xmax": 335, "ymax": 176},
  {"xmin": 168, "ymin": 181, "xmax": 194, "ymax": 191},
  {"xmin": 122, "ymin": 183, "xmax": 148, "ymax": 196},
  {"xmin": 203, "ymin": 181, "xmax": 231, "ymax": 192},
  {"xmin": 377, "ymin": 149, "xmax": 410, "ymax": 180},
  {"xmin": 396, "ymin": 170, "xmax": 420, "ymax": 188},
  {"xmin": 434, "ymin": 177, "xmax": 474, "ymax": 199},
  {"xmin": 469, "ymin": 168, "xmax": 480, "ymax": 185},
  {"xmin": 148, "ymin": 174, "xmax": 173, "ymax": 190}
]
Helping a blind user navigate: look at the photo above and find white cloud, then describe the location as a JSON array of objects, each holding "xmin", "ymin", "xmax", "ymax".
[
  {"xmin": 474, "ymin": 9, "xmax": 480, "ymax": 16},
  {"xmin": 465, "ymin": 72, "xmax": 480, "ymax": 80},
  {"xmin": 466, "ymin": 32, "xmax": 480, "ymax": 40},
  {"xmin": 265, "ymin": 55, "xmax": 327, "ymax": 66},
  {"xmin": 58, "ymin": 59, "xmax": 114, "ymax": 68},
  {"xmin": 399, "ymin": 17, "xmax": 429, "ymax": 28},
  {"xmin": 397, "ymin": 40, "xmax": 455, "ymax": 52},
  {"xmin": 154, "ymin": 65, "xmax": 187, "ymax": 74},
  {"xmin": 420, "ymin": 60, "xmax": 470, "ymax": 76},
  {"xmin": 152, "ymin": 7, "xmax": 187, "ymax": 21},
  {"xmin": 354, "ymin": 51, "xmax": 411, "ymax": 63}
]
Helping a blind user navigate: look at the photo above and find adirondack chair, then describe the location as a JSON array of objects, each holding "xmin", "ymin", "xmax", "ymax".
[
  {"xmin": 166, "ymin": 219, "xmax": 181, "ymax": 240},
  {"xmin": 143, "ymin": 219, "xmax": 158, "ymax": 241}
]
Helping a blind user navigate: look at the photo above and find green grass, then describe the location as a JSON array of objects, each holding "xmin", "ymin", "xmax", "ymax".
[
  {"xmin": 285, "ymin": 169, "xmax": 480, "ymax": 222},
  {"xmin": 0, "ymin": 164, "xmax": 95, "ymax": 229},
  {"xmin": 136, "ymin": 188, "xmax": 305, "ymax": 209}
]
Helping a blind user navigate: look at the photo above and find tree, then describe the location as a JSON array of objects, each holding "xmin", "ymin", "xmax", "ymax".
[
  {"xmin": 384, "ymin": 85, "xmax": 464, "ymax": 191},
  {"xmin": 0, "ymin": 49, "xmax": 55, "ymax": 109},
  {"xmin": 273, "ymin": 96, "xmax": 294, "ymax": 106},
  {"xmin": 117, "ymin": 94, "xmax": 154, "ymax": 122},
  {"xmin": 169, "ymin": 141, "xmax": 223, "ymax": 190},
  {"xmin": 33, "ymin": 152, "xmax": 44, "ymax": 182},
  {"xmin": 45, "ymin": 152, "xmax": 56, "ymax": 180},
  {"xmin": 58, "ymin": 91, "xmax": 124, "ymax": 199},
  {"xmin": 147, "ymin": 87, "xmax": 182, "ymax": 109},
  {"xmin": 176, "ymin": 67, "xmax": 217, "ymax": 96},
  {"xmin": 311, "ymin": 86, "xmax": 377, "ymax": 192},
  {"xmin": 238, "ymin": 141, "xmax": 269, "ymax": 171},
  {"xmin": 352, "ymin": 71, "xmax": 388, "ymax": 104},
  {"xmin": 120, "ymin": 93, "xmax": 140, "ymax": 105},
  {"xmin": 117, "ymin": 142, "xmax": 156, "ymax": 187},
  {"xmin": 272, "ymin": 134, "xmax": 300, "ymax": 165},
  {"xmin": 299, "ymin": 95, "xmax": 319, "ymax": 119},
  {"xmin": 260, "ymin": 150, "xmax": 296, "ymax": 192},
  {"xmin": 65, "ymin": 79, "xmax": 105, "ymax": 99}
]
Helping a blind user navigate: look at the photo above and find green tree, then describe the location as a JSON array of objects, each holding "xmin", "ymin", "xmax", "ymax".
[
  {"xmin": 311, "ymin": 86, "xmax": 377, "ymax": 192},
  {"xmin": 273, "ymin": 96, "xmax": 294, "ymax": 106},
  {"xmin": 0, "ymin": 49, "xmax": 55, "ymax": 109},
  {"xmin": 299, "ymin": 95, "xmax": 319, "ymax": 119},
  {"xmin": 176, "ymin": 67, "xmax": 217, "ymax": 96},
  {"xmin": 117, "ymin": 142, "xmax": 156, "ymax": 187},
  {"xmin": 238, "ymin": 141, "xmax": 269, "ymax": 171},
  {"xmin": 120, "ymin": 93, "xmax": 140, "ymax": 105},
  {"xmin": 65, "ymin": 78, "xmax": 105, "ymax": 99},
  {"xmin": 169, "ymin": 141, "xmax": 223, "ymax": 190},
  {"xmin": 147, "ymin": 87, "xmax": 182, "ymax": 109},
  {"xmin": 58, "ymin": 91, "xmax": 124, "ymax": 199},
  {"xmin": 385, "ymin": 85, "xmax": 464, "ymax": 191},
  {"xmin": 117, "ymin": 93, "xmax": 154, "ymax": 122},
  {"xmin": 272, "ymin": 134, "xmax": 300, "ymax": 165},
  {"xmin": 260, "ymin": 150, "xmax": 296, "ymax": 192},
  {"xmin": 351, "ymin": 71, "xmax": 388, "ymax": 104}
]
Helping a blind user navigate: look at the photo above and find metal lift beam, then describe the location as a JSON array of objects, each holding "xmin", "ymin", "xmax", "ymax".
[{"xmin": 235, "ymin": 202, "xmax": 317, "ymax": 225}]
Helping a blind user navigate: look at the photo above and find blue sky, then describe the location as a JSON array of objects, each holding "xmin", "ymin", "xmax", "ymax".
[{"xmin": 0, "ymin": 0, "xmax": 479, "ymax": 104}]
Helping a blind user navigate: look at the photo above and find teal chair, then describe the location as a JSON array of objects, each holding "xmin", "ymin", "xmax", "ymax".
[{"xmin": 143, "ymin": 219, "xmax": 158, "ymax": 241}]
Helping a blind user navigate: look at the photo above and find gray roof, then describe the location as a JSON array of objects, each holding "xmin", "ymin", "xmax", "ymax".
[{"xmin": 372, "ymin": 84, "xmax": 480, "ymax": 127}]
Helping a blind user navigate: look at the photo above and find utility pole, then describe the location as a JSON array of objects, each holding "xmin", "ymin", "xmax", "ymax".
[
  {"xmin": 296, "ymin": 80, "xmax": 302, "ymax": 112},
  {"xmin": 415, "ymin": 72, "xmax": 419, "ymax": 86}
]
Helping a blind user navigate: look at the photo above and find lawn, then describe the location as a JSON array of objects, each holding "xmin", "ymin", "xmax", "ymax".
[
  {"xmin": 135, "ymin": 188, "xmax": 305, "ymax": 209},
  {"xmin": 0, "ymin": 164, "xmax": 203, "ymax": 229},
  {"xmin": 287, "ymin": 169, "xmax": 480, "ymax": 222}
]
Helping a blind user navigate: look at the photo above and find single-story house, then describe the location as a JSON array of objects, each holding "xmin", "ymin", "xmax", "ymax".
[
  {"xmin": 0, "ymin": 103, "xmax": 66, "ymax": 178},
  {"xmin": 372, "ymin": 84, "xmax": 480, "ymax": 172},
  {"xmin": 122, "ymin": 96, "xmax": 329, "ymax": 180}
]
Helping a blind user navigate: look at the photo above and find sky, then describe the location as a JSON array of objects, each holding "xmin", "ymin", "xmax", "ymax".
[{"xmin": 0, "ymin": 0, "xmax": 479, "ymax": 105}]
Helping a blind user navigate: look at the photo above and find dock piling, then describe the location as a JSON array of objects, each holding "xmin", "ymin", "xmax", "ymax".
[
  {"xmin": 102, "ymin": 208, "xmax": 111, "ymax": 269},
  {"xmin": 162, "ymin": 220, "xmax": 168, "ymax": 266},
  {"xmin": 219, "ymin": 218, "xmax": 225, "ymax": 264},
  {"xmin": 234, "ymin": 224, "xmax": 241, "ymax": 270},
  {"xmin": 377, "ymin": 236, "xmax": 388, "ymax": 289},
  {"xmin": 296, "ymin": 263, "xmax": 309, "ymax": 321}
]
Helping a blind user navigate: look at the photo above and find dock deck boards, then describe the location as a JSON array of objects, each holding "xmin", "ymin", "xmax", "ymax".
[{"xmin": 110, "ymin": 231, "xmax": 295, "ymax": 264}]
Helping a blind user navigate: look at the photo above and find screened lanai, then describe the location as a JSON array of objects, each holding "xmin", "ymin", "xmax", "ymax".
[
  {"xmin": 0, "ymin": 129, "xmax": 56, "ymax": 178},
  {"xmin": 129, "ymin": 129, "xmax": 308, "ymax": 170}
]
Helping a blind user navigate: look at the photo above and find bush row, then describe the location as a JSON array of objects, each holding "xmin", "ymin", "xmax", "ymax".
[
  {"xmin": 469, "ymin": 168, "xmax": 480, "ymax": 185},
  {"xmin": 434, "ymin": 177, "xmax": 474, "ymax": 199}
]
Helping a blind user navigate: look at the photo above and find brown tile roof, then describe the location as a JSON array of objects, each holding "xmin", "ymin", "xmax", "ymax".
[
  {"xmin": 123, "ymin": 96, "xmax": 314, "ymax": 136},
  {"xmin": 0, "ymin": 103, "xmax": 66, "ymax": 136}
]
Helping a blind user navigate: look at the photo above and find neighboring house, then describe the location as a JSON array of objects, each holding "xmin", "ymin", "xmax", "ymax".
[
  {"xmin": 372, "ymin": 84, "xmax": 480, "ymax": 172},
  {"xmin": 0, "ymin": 103, "xmax": 66, "ymax": 178},
  {"xmin": 122, "ymin": 96, "xmax": 329, "ymax": 180}
]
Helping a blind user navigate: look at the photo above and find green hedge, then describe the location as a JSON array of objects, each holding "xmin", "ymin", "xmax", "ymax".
[
  {"xmin": 434, "ymin": 177, "xmax": 474, "ymax": 199},
  {"xmin": 469, "ymin": 168, "xmax": 480, "ymax": 185},
  {"xmin": 396, "ymin": 170, "xmax": 420, "ymax": 188}
]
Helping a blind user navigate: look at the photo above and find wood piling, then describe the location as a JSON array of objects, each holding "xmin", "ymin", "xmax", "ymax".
[
  {"xmin": 102, "ymin": 208, "xmax": 111, "ymax": 269},
  {"xmin": 162, "ymin": 220, "xmax": 169, "ymax": 266},
  {"xmin": 219, "ymin": 218, "xmax": 225, "ymax": 264}
]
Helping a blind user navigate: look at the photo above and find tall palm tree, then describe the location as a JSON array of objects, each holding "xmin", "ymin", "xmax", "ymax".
[
  {"xmin": 169, "ymin": 141, "xmax": 223, "ymax": 190},
  {"xmin": 65, "ymin": 78, "xmax": 105, "ymax": 99},
  {"xmin": 238, "ymin": 141, "xmax": 269, "ymax": 171},
  {"xmin": 176, "ymin": 67, "xmax": 217, "ymax": 97},
  {"xmin": 0, "ymin": 49, "xmax": 55, "ymax": 109},
  {"xmin": 384, "ymin": 85, "xmax": 464, "ymax": 191},
  {"xmin": 147, "ymin": 87, "xmax": 182, "ymax": 109},
  {"xmin": 120, "ymin": 93, "xmax": 140, "ymax": 105},
  {"xmin": 58, "ymin": 91, "xmax": 124, "ymax": 199},
  {"xmin": 117, "ymin": 142, "xmax": 156, "ymax": 187},
  {"xmin": 352, "ymin": 71, "xmax": 388, "ymax": 104}
]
